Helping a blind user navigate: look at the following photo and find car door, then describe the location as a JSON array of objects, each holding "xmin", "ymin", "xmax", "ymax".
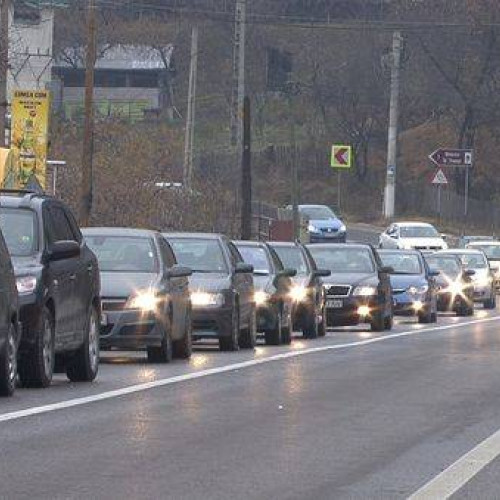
[
  {"xmin": 0, "ymin": 232, "xmax": 12, "ymax": 343},
  {"xmin": 227, "ymin": 241, "xmax": 253, "ymax": 327},
  {"xmin": 43, "ymin": 203, "xmax": 78, "ymax": 347}
]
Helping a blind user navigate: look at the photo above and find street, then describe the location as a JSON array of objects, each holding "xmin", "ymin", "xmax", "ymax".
[{"xmin": 2, "ymin": 309, "xmax": 500, "ymax": 499}]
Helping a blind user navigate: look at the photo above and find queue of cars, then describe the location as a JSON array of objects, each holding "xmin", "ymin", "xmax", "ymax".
[{"xmin": 0, "ymin": 192, "xmax": 497, "ymax": 399}]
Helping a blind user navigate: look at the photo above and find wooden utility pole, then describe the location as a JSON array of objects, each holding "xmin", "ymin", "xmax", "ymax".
[
  {"xmin": 80, "ymin": 0, "xmax": 97, "ymax": 226},
  {"xmin": 0, "ymin": 0, "xmax": 10, "ymax": 147},
  {"xmin": 241, "ymin": 96, "xmax": 251, "ymax": 240},
  {"xmin": 183, "ymin": 25, "xmax": 198, "ymax": 191}
]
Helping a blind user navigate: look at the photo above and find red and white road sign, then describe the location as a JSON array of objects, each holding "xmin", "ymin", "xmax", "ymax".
[
  {"xmin": 431, "ymin": 169, "xmax": 448, "ymax": 185},
  {"xmin": 331, "ymin": 145, "xmax": 352, "ymax": 168}
]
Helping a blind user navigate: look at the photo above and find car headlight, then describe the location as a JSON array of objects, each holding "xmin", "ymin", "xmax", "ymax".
[
  {"xmin": 445, "ymin": 281, "xmax": 464, "ymax": 295},
  {"xmin": 191, "ymin": 291, "xmax": 224, "ymax": 308},
  {"xmin": 339, "ymin": 224, "xmax": 347, "ymax": 233},
  {"xmin": 290, "ymin": 285, "xmax": 308, "ymax": 303},
  {"xmin": 308, "ymin": 224, "xmax": 321, "ymax": 234},
  {"xmin": 407, "ymin": 285, "xmax": 429, "ymax": 295},
  {"xmin": 255, "ymin": 290, "xmax": 270, "ymax": 306},
  {"xmin": 353, "ymin": 285, "xmax": 378, "ymax": 296},
  {"xmin": 126, "ymin": 290, "xmax": 161, "ymax": 311},
  {"xmin": 16, "ymin": 276, "xmax": 37, "ymax": 295}
]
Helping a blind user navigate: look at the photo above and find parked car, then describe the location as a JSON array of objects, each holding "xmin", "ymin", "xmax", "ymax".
[
  {"xmin": 435, "ymin": 249, "xmax": 496, "ymax": 309},
  {"xmin": 307, "ymin": 243, "xmax": 393, "ymax": 332},
  {"xmin": 459, "ymin": 235, "xmax": 495, "ymax": 248},
  {"xmin": 164, "ymin": 233, "xmax": 255, "ymax": 351},
  {"xmin": 83, "ymin": 228, "xmax": 193, "ymax": 363},
  {"xmin": 0, "ymin": 228, "xmax": 20, "ymax": 397},
  {"xmin": 269, "ymin": 241, "xmax": 331, "ymax": 338},
  {"xmin": 379, "ymin": 222, "xmax": 448, "ymax": 251},
  {"xmin": 423, "ymin": 253, "xmax": 475, "ymax": 316},
  {"xmin": 234, "ymin": 241, "xmax": 296, "ymax": 345},
  {"xmin": 378, "ymin": 249, "xmax": 438, "ymax": 323},
  {"xmin": 0, "ymin": 190, "xmax": 100, "ymax": 388},
  {"xmin": 297, "ymin": 204, "xmax": 347, "ymax": 243},
  {"xmin": 466, "ymin": 241, "xmax": 500, "ymax": 291}
]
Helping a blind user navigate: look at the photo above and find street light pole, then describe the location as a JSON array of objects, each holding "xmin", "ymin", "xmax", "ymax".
[
  {"xmin": 383, "ymin": 31, "xmax": 403, "ymax": 220},
  {"xmin": 0, "ymin": 0, "xmax": 10, "ymax": 148}
]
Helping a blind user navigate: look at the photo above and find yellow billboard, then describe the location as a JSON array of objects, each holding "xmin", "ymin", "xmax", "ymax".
[{"xmin": 9, "ymin": 90, "xmax": 50, "ymax": 190}]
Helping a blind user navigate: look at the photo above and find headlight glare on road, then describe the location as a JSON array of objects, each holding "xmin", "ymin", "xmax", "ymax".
[
  {"xmin": 191, "ymin": 291, "xmax": 224, "ymax": 308},
  {"xmin": 290, "ymin": 285, "xmax": 308, "ymax": 303},
  {"xmin": 254, "ymin": 291, "xmax": 270, "ymax": 306},
  {"xmin": 126, "ymin": 290, "xmax": 161, "ymax": 312},
  {"xmin": 16, "ymin": 275, "xmax": 37, "ymax": 295},
  {"xmin": 353, "ymin": 285, "xmax": 377, "ymax": 297}
]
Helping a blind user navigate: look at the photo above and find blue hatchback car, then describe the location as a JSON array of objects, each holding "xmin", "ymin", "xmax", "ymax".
[
  {"xmin": 298, "ymin": 205, "xmax": 347, "ymax": 243},
  {"xmin": 378, "ymin": 249, "xmax": 439, "ymax": 323}
]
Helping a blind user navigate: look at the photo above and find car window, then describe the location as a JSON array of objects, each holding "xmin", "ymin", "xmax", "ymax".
[
  {"xmin": 470, "ymin": 245, "xmax": 500, "ymax": 260},
  {"xmin": 453, "ymin": 253, "xmax": 488, "ymax": 269},
  {"xmin": 400, "ymin": 225, "xmax": 439, "ymax": 238},
  {"xmin": 0, "ymin": 207, "xmax": 38, "ymax": 256},
  {"xmin": 85, "ymin": 235, "xmax": 158, "ymax": 273},
  {"xmin": 237, "ymin": 246, "xmax": 272, "ymax": 275},
  {"xmin": 158, "ymin": 237, "xmax": 176, "ymax": 268},
  {"xmin": 64, "ymin": 208, "xmax": 83, "ymax": 244},
  {"xmin": 299, "ymin": 206, "xmax": 337, "ymax": 220},
  {"xmin": 47, "ymin": 205, "xmax": 77, "ymax": 244},
  {"xmin": 379, "ymin": 252, "xmax": 422, "ymax": 274},
  {"xmin": 273, "ymin": 246, "xmax": 309, "ymax": 275},
  {"xmin": 227, "ymin": 242, "xmax": 243, "ymax": 267},
  {"xmin": 425, "ymin": 256, "xmax": 461, "ymax": 278},
  {"xmin": 168, "ymin": 238, "xmax": 228, "ymax": 274},
  {"xmin": 308, "ymin": 247, "xmax": 375, "ymax": 274}
]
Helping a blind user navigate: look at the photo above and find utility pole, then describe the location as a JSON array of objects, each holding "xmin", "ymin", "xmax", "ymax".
[
  {"xmin": 183, "ymin": 25, "xmax": 198, "ymax": 191},
  {"xmin": 230, "ymin": 0, "xmax": 246, "ymax": 158},
  {"xmin": 241, "ymin": 96, "xmax": 251, "ymax": 240},
  {"xmin": 383, "ymin": 31, "xmax": 403, "ymax": 220},
  {"xmin": 80, "ymin": 0, "xmax": 97, "ymax": 226},
  {"xmin": 0, "ymin": 0, "xmax": 9, "ymax": 147}
]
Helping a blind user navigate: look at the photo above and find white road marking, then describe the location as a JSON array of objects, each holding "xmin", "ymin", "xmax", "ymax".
[
  {"xmin": 408, "ymin": 428, "xmax": 500, "ymax": 499},
  {"xmin": 1, "ymin": 316, "xmax": 499, "ymax": 425}
]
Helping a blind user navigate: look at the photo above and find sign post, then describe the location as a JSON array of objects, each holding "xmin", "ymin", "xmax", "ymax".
[
  {"xmin": 331, "ymin": 145, "xmax": 352, "ymax": 210},
  {"xmin": 431, "ymin": 169, "xmax": 448, "ymax": 221}
]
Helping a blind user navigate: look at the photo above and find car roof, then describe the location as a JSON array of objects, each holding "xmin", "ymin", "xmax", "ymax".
[
  {"xmin": 163, "ymin": 232, "xmax": 224, "ymax": 240},
  {"xmin": 306, "ymin": 243, "xmax": 372, "ymax": 250},
  {"xmin": 82, "ymin": 227, "xmax": 158, "ymax": 238},
  {"xmin": 394, "ymin": 221, "xmax": 435, "ymax": 228},
  {"xmin": 298, "ymin": 204, "xmax": 330, "ymax": 209},
  {"xmin": 233, "ymin": 240, "xmax": 268, "ymax": 248},
  {"xmin": 267, "ymin": 241, "xmax": 300, "ymax": 248},
  {"xmin": 0, "ymin": 190, "xmax": 54, "ymax": 208},
  {"xmin": 468, "ymin": 240, "xmax": 500, "ymax": 246},
  {"xmin": 378, "ymin": 249, "xmax": 421, "ymax": 256}
]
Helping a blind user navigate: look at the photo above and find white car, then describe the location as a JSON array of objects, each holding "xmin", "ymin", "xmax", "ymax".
[
  {"xmin": 436, "ymin": 249, "xmax": 496, "ymax": 309},
  {"xmin": 467, "ymin": 240, "xmax": 500, "ymax": 291},
  {"xmin": 379, "ymin": 222, "xmax": 448, "ymax": 251}
]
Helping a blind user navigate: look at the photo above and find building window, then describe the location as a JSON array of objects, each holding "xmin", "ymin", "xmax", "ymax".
[{"xmin": 129, "ymin": 72, "xmax": 159, "ymax": 88}]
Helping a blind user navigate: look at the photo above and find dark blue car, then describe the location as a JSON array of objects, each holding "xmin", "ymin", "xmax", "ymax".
[
  {"xmin": 378, "ymin": 249, "xmax": 439, "ymax": 323},
  {"xmin": 298, "ymin": 205, "xmax": 346, "ymax": 243}
]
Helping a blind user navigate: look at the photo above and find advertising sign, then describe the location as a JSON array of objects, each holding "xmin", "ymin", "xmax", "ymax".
[{"xmin": 9, "ymin": 90, "xmax": 50, "ymax": 189}]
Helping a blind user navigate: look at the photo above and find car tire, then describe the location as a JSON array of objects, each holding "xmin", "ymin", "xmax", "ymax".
[
  {"xmin": 384, "ymin": 312, "xmax": 394, "ymax": 330},
  {"xmin": 219, "ymin": 309, "xmax": 240, "ymax": 352},
  {"xmin": 264, "ymin": 311, "xmax": 282, "ymax": 346},
  {"xmin": 173, "ymin": 308, "xmax": 193, "ymax": 359},
  {"xmin": 239, "ymin": 307, "xmax": 256, "ymax": 349},
  {"xmin": 66, "ymin": 305, "xmax": 100, "ymax": 382},
  {"xmin": 303, "ymin": 307, "xmax": 319, "ymax": 339},
  {"xmin": 431, "ymin": 311, "xmax": 438, "ymax": 323},
  {"xmin": 370, "ymin": 309, "xmax": 385, "ymax": 332},
  {"xmin": 147, "ymin": 323, "xmax": 173, "ymax": 363},
  {"xmin": 484, "ymin": 294, "xmax": 497, "ymax": 310},
  {"xmin": 318, "ymin": 306, "xmax": 327, "ymax": 337},
  {"xmin": 418, "ymin": 307, "xmax": 432, "ymax": 324},
  {"xmin": 0, "ymin": 323, "xmax": 17, "ymax": 397},
  {"xmin": 18, "ymin": 306, "xmax": 55, "ymax": 388}
]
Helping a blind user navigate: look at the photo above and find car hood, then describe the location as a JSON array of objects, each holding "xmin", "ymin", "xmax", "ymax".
[
  {"xmin": 389, "ymin": 274, "xmax": 426, "ymax": 290},
  {"xmin": 308, "ymin": 218, "xmax": 343, "ymax": 230},
  {"xmin": 399, "ymin": 237, "xmax": 446, "ymax": 248},
  {"xmin": 12, "ymin": 255, "xmax": 43, "ymax": 277},
  {"xmin": 100, "ymin": 272, "xmax": 159, "ymax": 298},
  {"xmin": 322, "ymin": 273, "xmax": 378, "ymax": 287},
  {"xmin": 189, "ymin": 273, "xmax": 231, "ymax": 293}
]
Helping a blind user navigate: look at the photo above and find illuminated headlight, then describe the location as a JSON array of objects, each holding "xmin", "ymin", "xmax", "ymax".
[
  {"xmin": 126, "ymin": 291, "xmax": 161, "ymax": 311},
  {"xmin": 254, "ymin": 291, "xmax": 270, "ymax": 306},
  {"xmin": 191, "ymin": 291, "xmax": 224, "ymax": 308},
  {"xmin": 407, "ymin": 285, "xmax": 429, "ymax": 295},
  {"xmin": 413, "ymin": 300, "xmax": 424, "ymax": 311},
  {"xmin": 446, "ymin": 281, "xmax": 464, "ymax": 295},
  {"xmin": 358, "ymin": 306, "xmax": 371, "ymax": 317},
  {"xmin": 339, "ymin": 224, "xmax": 347, "ymax": 233},
  {"xmin": 16, "ymin": 276, "xmax": 37, "ymax": 295},
  {"xmin": 308, "ymin": 224, "xmax": 321, "ymax": 234},
  {"xmin": 353, "ymin": 285, "xmax": 377, "ymax": 297},
  {"xmin": 290, "ymin": 285, "xmax": 308, "ymax": 303}
]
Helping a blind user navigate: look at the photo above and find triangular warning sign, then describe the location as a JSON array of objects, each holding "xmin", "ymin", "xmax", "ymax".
[{"xmin": 432, "ymin": 169, "xmax": 448, "ymax": 185}]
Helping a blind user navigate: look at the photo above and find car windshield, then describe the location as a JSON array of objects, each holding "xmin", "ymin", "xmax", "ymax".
[
  {"xmin": 452, "ymin": 253, "xmax": 488, "ymax": 269},
  {"xmin": 273, "ymin": 246, "xmax": 309, "ymax": 275},
  {"xmin": 237, "ymin": 246, "xmax": 271, "ymax": 275},
  {"xmin": 380, "ymin": 253, "xmax": 422, "ymax": 275},
  {"xmin": 308, "ymin": 247, "xmax": 375, "ymax": 273},
  {"xmin": 425, "ymin": 256, "xmax": 461, "ymax": 278},
  {"xmin": 0, "ymin": 208, "xmax": 38, "ymax": 257},
  {"xmin": 85, "ymin": 235, "xmax": 158, "ymax": 273},
  {"xmin": 400, "ymin": 225, "xmax": 439, "ymax": 238},
  {"xmin": 471, "ymin": 245, "xmax": 500, "ymax": 260},
  {"xmin": 169, "ymin": 238, "xmax": 228, "ymax": 274},
  {"xmin": 300, "ymin": 206, "xmax": 337, "ymax": 220}
]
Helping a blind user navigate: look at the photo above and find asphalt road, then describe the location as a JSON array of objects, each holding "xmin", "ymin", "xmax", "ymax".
[{"xmin": 2, "ymin": 308, "xmax": 500, "ymax": 499}]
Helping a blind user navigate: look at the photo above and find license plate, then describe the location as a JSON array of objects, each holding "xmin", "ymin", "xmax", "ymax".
[
  {"xmin": 326, "ymin": 299, "xmax": 343, "ymax": 309},
  {"xmin": 101, "ymin": 313, "xmax": 108, "ymax": 326}
]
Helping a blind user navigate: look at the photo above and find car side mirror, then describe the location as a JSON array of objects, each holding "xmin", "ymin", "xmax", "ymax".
[
  {"xmin": 167, "ymin": 265, "xmax": 192, "ymax": 278},
  {"xmin": 235, "ymin": 262, "xmax": 254, "ymax": 274},
  {"xmin": 281, "ymin": 268, "xmax": 297, "ymax": 278},
  {"xmin": 313, "ymin": 269, "xmax": 331, "ymax": 278},
  {"xmin": 379, "ymin": 266, "xmax": 394, "ymax": 275},
  {"xmin": 464, "ymin": 269, "xmax": 476, "ymax": 277},
  {"xmin": 429, "ymin": 269, "xmax": 440, "ymax": 277},
  {"xmin": 390, "ymin": 233, "xmax": 398, "ymax": 239},
  {"xmin": 441, "ymin": 233, "xmax": 448, "ymax": 240},
  {"xmin": 47, "ymin": 240, "xmax": 80, "ymax": 262}
]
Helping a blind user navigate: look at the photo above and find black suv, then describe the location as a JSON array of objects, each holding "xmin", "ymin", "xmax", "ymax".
[
  {"xmin": 0, "ymin": 190, "xmax": 100, "ymax": 388},
  {"xmin": 0, "ymin": 228, "xmax": 20, "ymax": 397}
]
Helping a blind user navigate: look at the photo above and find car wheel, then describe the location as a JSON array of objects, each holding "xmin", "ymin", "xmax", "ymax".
[
  {"xmin": 318, "ymin": 306, "xmax": 327, "ymax": 337},
  {"xmin": 484, "ymin": 294, "xmax": 497, "ymax": 310},
  {"xmin": 370, "ymin": 309, "xmax": 385, "ymax": 332},
  {"xmin": 66, "ymin": 305, "xmax": 100, "ymax": 382},
  {"xmin": 147, "ymin": 329, "xmax": 173, "ymax": 363},
  {"xmin": 264, "ymin": 310, "xmax": 282, "ymax": 346},
  {"xmin": 0, "ymin": 323, "xmax": 17, "ymax": 397},
  {"xmin": 303, "ymin": 306, "xmax": 319, "ymax": 339},
  {"xmin": 281, "ymin": 315, "xmax": 292, "ymax": 345},
  {"xmin": 219, "ymin": 308, "xmax": 240, "ymax": 352},
  {"xmin": 173, "ymin": 307, "xmax": 193, "ymax": 359},
  {"xmin": 431, "ymin": 311, "xmax": 438, "ymax": 323},
  {"xmin": 418, "ymin": 307, "xmax": 432, "ymax": 324},
  {"xmin": 239, "ymin": 306, "xmax": 256, "ymax": 349},
  {"xmin": 384, "ymin": 311, "xmax": 394, "ymax": 330},
  {"xmin": 19, "ymin": 306, "xmax": 54, "ymax": 388}
]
